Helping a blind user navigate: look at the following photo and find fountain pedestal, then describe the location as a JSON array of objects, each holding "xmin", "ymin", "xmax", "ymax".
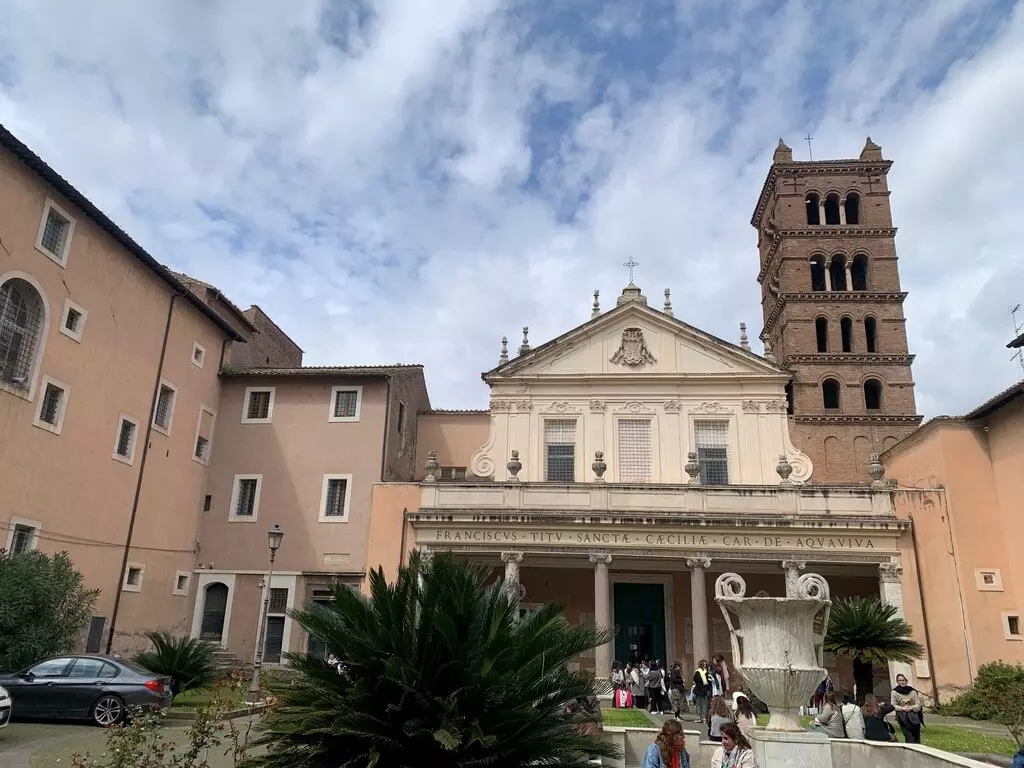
[{"xmin": 715, "ymin": 572, "xmax": 835, "ymax": 767}]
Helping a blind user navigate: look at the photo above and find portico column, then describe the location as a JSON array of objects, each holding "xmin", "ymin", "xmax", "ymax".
[
  {"xmin": 501, "ymin": 551, "xmax": 524, "ymax": 619},
  {"xmin": 590, "ymin": 553, "xmax": 613, "ymax": 679},
  {"xmin": 687, "ymin": 557, "xmax": 712, "ymax": 666},
  {"xmin": 781, "ymin": 560, "xmax": 807, "ymax": 597},
  {"xmin": 879, "ymin": 563, "xmax": 915, "ymax": 682}
]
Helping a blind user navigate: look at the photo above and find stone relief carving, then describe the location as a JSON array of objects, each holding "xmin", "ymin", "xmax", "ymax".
[
  {"xmin": 742, "ymin": 400, "xmax": 760, "ymax": 413},
  {"xmin": 610, "ymin": 327, "xmax": 657, "ymax": 367},
  {"xmin": 469, "ymin": 428, "xmax": 497, "ymax": 479},
  {"xmin": 663, "ymin": 400, "xmax": 681, "ymax": 413},
  {"xmin": 693, "ymin": 401, "xmax": 731, "ymax": 414},
  {"xmin": 614, "ymin": 401, "xmax": 655, "ymax": 415},
  {"xmin": 764, "ymin": 399, "xmax": 788, "ymax": 413},
  {"xmin": 589, "ymin": 400, "xmax": 606, "ymax": 413},
  {"xmin": 490, "ymin": 399, "xmax": 511, "ymax": 411},
  {"xmin": 515, "ymin": 400, "xmax": 533, "ymax": 411},
  {"xmin": 541, "ymin": 401, "xmax": 580, "ymax": 414}
]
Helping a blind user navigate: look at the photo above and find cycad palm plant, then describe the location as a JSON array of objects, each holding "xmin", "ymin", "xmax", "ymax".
[
  {"xmin": 245, "ymin": 551, "xmax": 619, "ymax": 768},
  {"xmin": 133, "ymin": 632, "xmax": 217, "ymax": 698},
  {"xmin": 824, "ymin": 596, "xmax": 923, "ymax": 703}
]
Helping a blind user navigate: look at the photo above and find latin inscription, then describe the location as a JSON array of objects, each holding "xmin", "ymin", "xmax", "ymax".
[{"xmin": 427, "ymin": 528, "xmax": 877, "ymax": 551}]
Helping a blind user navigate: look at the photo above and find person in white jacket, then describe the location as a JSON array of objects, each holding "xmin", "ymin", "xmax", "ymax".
[
  {"xmin": 840, "ymin": 694, "xmax": 865, "ymax": 740},
  {"xmin": 711, "ymin": 723, "xmax": 759, "ymax": 768}
]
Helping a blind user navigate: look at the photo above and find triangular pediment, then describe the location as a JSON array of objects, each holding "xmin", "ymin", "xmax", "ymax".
[{"xmin": 485, "ymin": 298, "xmax": 786, "ymax": 380}]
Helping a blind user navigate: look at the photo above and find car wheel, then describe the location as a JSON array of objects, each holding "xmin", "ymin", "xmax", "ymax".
[{"xmin": 90, "ymin": 695, "xmax": 125, "ymax": 727}]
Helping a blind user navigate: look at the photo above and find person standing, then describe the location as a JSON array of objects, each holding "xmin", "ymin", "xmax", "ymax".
[
  {"xmin": 693, "ymin": 659, "xmax": 712, "ymax": 725},
  {"xmin": 890, "ymin": 674, "xmax": 924, "ymax": 744},
  {"xmin": 629, "ymin": 663, "xmax": 646, "ymax": 711},
  {"xmin": 647, "ymin": 662, "xmax": 668, "ymax": 715},
  {"xmin": 840, "ymin": 694, "xmax": 865, "ymax": 740},
  {"xmin": 642, "ymin": 719, "xmax": 691, "ymax": 768},
  {"xmin": 668, "ymin": 661, "xmax": 689, "ymax": 719},
  {"xmin": 711, "ymin": 723, "xmax": 758, "ymax": 768},
  {"xmin": 712, "ymin": 654, "xmax": 731, "ymax": 694}
]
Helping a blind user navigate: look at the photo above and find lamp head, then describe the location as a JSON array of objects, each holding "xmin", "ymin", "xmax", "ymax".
[{"xmin": 268, "ymin": 524, "xmax": 283, "ymax": 553}]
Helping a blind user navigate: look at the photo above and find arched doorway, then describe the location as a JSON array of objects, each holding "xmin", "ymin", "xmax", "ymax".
[{"xmin": 200, "ymin": 582, "xmax": 229, "ymax": 641}]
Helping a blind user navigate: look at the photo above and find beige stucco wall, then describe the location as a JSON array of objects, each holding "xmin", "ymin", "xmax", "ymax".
[
  {"xmin": 198, "ymin": 376, "xmax": 388, "ymax": 575},
  {"xmin": 414, "ymin": 412, "xmax": 490, "ymax": 478},
  {"xmin": 0, "ymin": 144, "xmax": 230, "ymax": 652},
  {"xmin": 364, "ymin": 483, "xmax": 421, "ymax": 584}
]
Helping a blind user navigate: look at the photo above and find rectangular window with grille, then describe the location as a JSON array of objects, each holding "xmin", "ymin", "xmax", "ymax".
[
  {"xmin": 695, "ymin": 421, "xmax": 730, "ymax": 485},
  {"xmin": 39, "ymin": 383, "xmax": 64, "ymax": 425},
  {"xmin": 243, "ymin": 388, "xmax": 275, "ymax": 422},
  {"xmin": 193, "ymin": 406, "xmax": 216, "ymax": 465},
  {"xmin": 10, "ymin": 524, "xmax": 37, "ymax": 555},
  {"xmin": 268, "ymin": 587, "xmax": 289, "ymax": 614},
  {"xmin": 321, "ymin": 476, "xmax": 349, "ymax": 519},
  {"xmin": 544, "ymin": 419, "xmax": 576, "ymax": 482},
  {"xmin": 232, "ymin": 477, "xmax": 259, "ymax": 518},
  {"xmin": 40, "ymin": 207, "xmax": 71, "ymax": 260},
  {"xmin": 113, "ymin": 417, "xmax": 138, "ymax": 463},
  {"xmin": 617, "ymin": 419, "xmax": 652, "ymax": 482},
  {"xmin": 153, "ymin": 382, "xmax": 176, "ymax": 430},
  {"xmin": 330, "ymin": 387, "xmax": 361, "ymax": 421},
  {"xmin": 194, "ymin": 435, "xmax": 209, "ymax": 460}
]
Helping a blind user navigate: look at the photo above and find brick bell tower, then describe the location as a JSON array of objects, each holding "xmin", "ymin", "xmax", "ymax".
[{"xmin": 752, "ymin": 137, "xmax": 922, "ymax": 484}]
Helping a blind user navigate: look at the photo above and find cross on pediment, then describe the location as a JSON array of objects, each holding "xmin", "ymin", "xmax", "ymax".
[{"xmin": 623, "ymin": 256, "xmax": 639, "ymax": 285}]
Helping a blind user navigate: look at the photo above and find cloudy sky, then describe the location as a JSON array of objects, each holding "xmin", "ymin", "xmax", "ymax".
[{"xmin": 1, "ymin": 0, "xmax": 1022, "ymax": 414}]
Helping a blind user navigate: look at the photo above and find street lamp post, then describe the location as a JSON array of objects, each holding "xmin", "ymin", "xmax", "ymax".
[{"xmin": 247, "ymin": 524, "xmax": 283, "ymax": 703}]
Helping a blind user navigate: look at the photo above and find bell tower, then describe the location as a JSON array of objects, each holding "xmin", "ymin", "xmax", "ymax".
[{"xmin": 752, "ymin": 138, "xmax": 922, "ymax": 484}]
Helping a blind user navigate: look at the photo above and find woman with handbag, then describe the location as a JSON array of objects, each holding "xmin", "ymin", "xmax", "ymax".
[{"xmin": 890, "ymin": 674, "xmax": 924, "ymax": 743}]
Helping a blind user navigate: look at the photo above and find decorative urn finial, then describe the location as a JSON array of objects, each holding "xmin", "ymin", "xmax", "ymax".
[
  {"xmin": 591, "ymin": 290, "xmax": 600, "ymax": 318},
  {"xmin": 506, "ymin": 450, "xmax": 522, "ymax": 481},
  {"xmin": 499, "ymin": 336, "xmax": 509, "ymax": 365},
  {"xmin": 868, "ymin": 453, "xmax": 886, "ymax": 488},
  {"xmin": 592, "ymin": 450, "xmax": 607, "ymax": 482},
  {"xmin": 518, "ymin": 327, "xmax": 530, "ymax": 355},
  {"xmin": 776, "ymin": 454, "xmax": 794, "ymax": 486},
  {"xmin": 685, "ymin": 452, "xmax": 701, "ymax": 484},
  {"xmin": 424, "ymin": 450, "xmax": 439, "ymax": 483},
  {"xmin": 663, "ymin": 288, "xmax": 673, "ymax": 316},
  {"xmin": 739, "ymin": 322, "xmax": 750, "ymax": 351}
]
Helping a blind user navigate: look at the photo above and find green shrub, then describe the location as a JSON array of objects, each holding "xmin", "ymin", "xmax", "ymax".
[
  {"xmin": 134, "ymin": 632, "xmax": 217, "ymax": 697},
  {"xmin": 943, "ymin": 662, "xmax": 1024, "ymax": 747},
  {"xmin": 0, "ymin": 550, "xmax": 99, "ymax": 673}
]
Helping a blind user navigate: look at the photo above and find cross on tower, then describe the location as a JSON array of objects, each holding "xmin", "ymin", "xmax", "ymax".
[
  {"xmin": 805, "ymin": 134, "xmax": 814, "ymax": 160},
  {"xmin": 623, "ymin": 256, "xmax": 639, "ymax": 285}
]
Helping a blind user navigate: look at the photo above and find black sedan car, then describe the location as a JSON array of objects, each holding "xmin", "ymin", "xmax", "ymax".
[{"xmin": 0, "ymin": 655, "xmax": 173, "ymax": 726}]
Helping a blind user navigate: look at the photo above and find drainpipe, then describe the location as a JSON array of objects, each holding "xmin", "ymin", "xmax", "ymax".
[
  {"xmin": 908, "ymin": 508, "xmax": 940, "ymax": 706},
  {"xmin": 105, "ymin": 293, "xmax": 179, "ymax": 653}
]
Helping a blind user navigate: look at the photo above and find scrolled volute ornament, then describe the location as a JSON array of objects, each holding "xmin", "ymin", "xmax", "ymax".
[
  {"xmin": 796, "ymin": 573, "xmax": 831, "ymax": 601},
  {"xmin": 714, "ymin": 572, "xmax": 747, "ymax": 599}
]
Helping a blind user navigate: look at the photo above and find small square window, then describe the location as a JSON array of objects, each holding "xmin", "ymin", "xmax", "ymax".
[
  {"xmin": 242, "ymin": 388, "xmax": 275, "ymax": 424},
  {"xmin": 983, "ymin": 574, "xmax": 995, "ymax": 585},
  {"xmin": 975, "ymin": 569, "xmax": 1004, "ymax": 592},
  {"xmin": 59, "ymin": 300, "xmax": 87, "ymax": 342},
  {"xmin": 152, "ymin": 381, "xmax": 177, "ymax": 433},
  {"xmin": 173, "ymin": 571, "xmax": 190, "ymax": 596},
  {"xmin": 329, "ymin": 386, "xmax": 362, "ymax": 422},
  {"xmin": 122, "ymin": 563, "xmax": 144, "ymax": 592},
  {"xmin": 112, "ymin": 415, "xmax": 139, "ymax": 464},
  {"xmin": 229, "ymin": 475, "xmax": 262, "ymax": 521},
  {"xmin": 33, "ymin": 376, "xmax": 70, "ymax": 435},
  {"xmin": 1004, "ymin": 613, "xmax": 1022, "ymax": 641},
  {"xmin": 191, "ymin": 342, "xmax": 206, "ymax": 369},
  {"xmin": 36, "ymin": 199, "xmax": 76, "ymax": 266},
  {"xmin": 319, "ymin": 475, "xmax": 352, "ymax": 522}
]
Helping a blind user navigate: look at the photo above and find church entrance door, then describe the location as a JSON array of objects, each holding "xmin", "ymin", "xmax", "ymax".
[{"xmin": 613, "ymin": 582, "xmax": 666, "ymax": 665}]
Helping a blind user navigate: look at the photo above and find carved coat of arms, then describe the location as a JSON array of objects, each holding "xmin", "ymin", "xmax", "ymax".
[{"xmin": 610, "ymin": 327, "xmax": 657, "ymax": 367}]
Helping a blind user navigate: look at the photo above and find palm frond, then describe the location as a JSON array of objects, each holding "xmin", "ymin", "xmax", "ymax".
[
  {"xmin": 824, "ymin": 597, "xmax": 924, "ymax": 665},
  {"xmin": 133, "ymin": 632, "xmax": 217, "ymax": 694}
]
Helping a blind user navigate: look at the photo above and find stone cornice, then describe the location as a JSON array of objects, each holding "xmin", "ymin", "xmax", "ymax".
[
  {"xmin": 757, "ymin": 228, "xmax": 898, "ymax": 284},
  {"xmin": 793, "ymin": 414, "xmax": 923, "ymax": 425},
  {"xmin": 752, "ymin": 160, "xmax": 893, "ymax": 228},
  {"xmin": 763, "ymin": 292, "xmax": 908, "ymax": 335},
  {"xmin": 783, "ymin": 354, "xmax": 915, "ymax": 366}
]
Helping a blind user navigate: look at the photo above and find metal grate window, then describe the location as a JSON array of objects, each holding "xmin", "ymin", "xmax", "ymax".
[
  {"xmin": 235, "ymin": 479, "xmax": 258, "ymax": 516},
  {"xmin": 544, "ymin": 419, "xmax": 576, "ymax": 482},
  {"xmin": 324, "ymin": 478, "xmax": 348, "ymax": 517},
  {"xmin": 247, "ymin": 390, "xmax": 271, "ymax": 420},
  {"xmin": 154, "ymin": 384, "xmax": 175, "ymax": 428},
  {"xmin": 695, "ymin": 421, "xmax": 730, "ymax": 485},
  {"xmin": 41, "ymin": 208, "xmax": 70, "ymax": 257},
  {"xmin": 10, "ymin": 524, "xmax": 36, "ymax": 555},
  {"xmin": 0, "ymin": 278, "xmax": 44, "ymax": 388},
  {"xmin": 617, "ymin": 419, "xmax": 652, "ymax": 482},
  {"xmin": 268, "ymin": 587, "xmax": 288, "ymax": 613},
  {"xmin": 116, "ymin": 419, "xmax": 136, "ymax": 457},
  {"xmin": 333, "ymin": 390, "xmax": 359, "ymax": 419},
  {"xmin": 39, "ymin": 383, "xmax": 65, "ymax": 425},
  {"xmin": 64, "ymin": 307, "xmax": 83, "ymax": 333},
  {"xmin": 194, "ymin": 435, "xmax": 209, "ymax": 460}
]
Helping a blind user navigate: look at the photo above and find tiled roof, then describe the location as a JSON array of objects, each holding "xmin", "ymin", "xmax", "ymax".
[
  {"xmin": 169, "ymin": 271, "xmax": 258, "ymax": 333},
  {"xmin": 0, "ymin": 123, "xmax": 244, "ymax": 342},
  {"xmin": 421, "ymin": 409, "xmax": 489, "ymax": 415},
  {"xmin": 963, "ymin": 379, "xmax": 1024, "ymax": 421},
  {"xmin": 222, "ymin": 364, "xmax": 423, "ymax": 377}
]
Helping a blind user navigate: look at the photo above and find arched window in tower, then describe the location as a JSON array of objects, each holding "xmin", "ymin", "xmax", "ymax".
[
  {"xmin": 810, "ymin": 255, "xmax": 827, "ymax": 291},
  {"xmin": 851, "ymin": 253, "xmax": 868, "ymax": 291},
  {"xmin": 815, "ymin": 317, "xmax": 829, "ymax": 353},
  {"xmin": 822, "ymin": 378, "xmax": 841, "ymax": 410},
  {"xmin": 829, "ymin": 254, "xmax": 847, "ymax": 291},
  {"xmin": 824, "ymin": 193, "xmax": 841, "ymax": 225},
  {"xmin": 840, "ymin": 317, "xmax": 853, "ymax": 352},
  {"xmin": 844, "ymin": 192, "xmax": 861, "ymax": 225},
  {"xmin": 0, "ymin": 277, "xmax": 46, "ymax": 390},
  {"xmin": 864, "ymin": 316, "xmax": 878, "ymax": 353},
  {"xmin": 805, "ymin": 194, "xmax": 821, "ymax": 225},
  {"xmin": 785, "ymin": 382, "xmax": 794, "ymax": 415},
  {"xmin": 863, "ymin": 378, "xmax": 883, "ymax": 410}
]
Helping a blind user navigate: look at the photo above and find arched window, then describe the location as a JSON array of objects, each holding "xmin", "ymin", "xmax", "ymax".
[
  {"xmin": 829, "ymin": 254, "xmax": 847, "ymax": 291},
  {"xmin": 840, "ymin": 317, "xmax": 853, "ymax": 352},
  {"xmin": 863, "ymin": 379, "xmax": 882, "ymax": 410},
  {"xmin": 824, "ymin": 193, "xmax": 841, "ymax": 225},
  {"xmin": 844, "ymin": 192, "xmax": 860, "ymax": 225},
  {"xmin": 822, "ymin": 378, "xmax": 841, "ymax": 410},
  {"xmin": 806, "ymin": 194, "xmax": 821, "ymax": 225},
  {"xmin": 785, "ymin": 382, "xmax": 794, "ymax": 415},
  {"xmin": 815, "ymin": 317, "xmax": 829, "ymax": 353},
  {"xmin": 864, "ymin": 316, "xmax": 878, "ymax": 353},
  {"xmin": 810, "ymin": 255, "xmax": 827, "ymax": 291},
  {"xmin": 0, "ymin": 278, "xmax": 46, "ymax": 391},
  {"xmin": 851, "ymin": 254, "xmax": 868, "ymax": 291}
]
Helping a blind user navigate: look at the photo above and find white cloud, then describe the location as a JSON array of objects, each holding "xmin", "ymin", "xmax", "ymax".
[{"xmin": 0, "ymin": 0, "xmax": 1021, "ymax": 415}]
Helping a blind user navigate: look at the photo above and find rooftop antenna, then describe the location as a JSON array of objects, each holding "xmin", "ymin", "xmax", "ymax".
[
  {"xmin": 1011, "ymin": 304, "xmax": 1024, "ymax": 375},
  {"xmin": 805, "ymin": 134, "xmax": 814, "ymax": 160}
]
